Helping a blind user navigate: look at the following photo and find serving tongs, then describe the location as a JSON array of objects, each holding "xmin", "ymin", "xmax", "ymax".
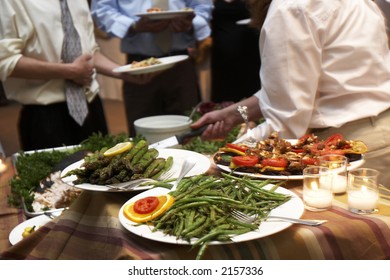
[{"xmin": 43, "ymin": 207, "xmax": 69, "ymax": 219}]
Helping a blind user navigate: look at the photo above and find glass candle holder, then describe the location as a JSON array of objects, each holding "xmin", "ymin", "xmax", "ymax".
[
  {"xmin": 0, "ymin": 157, "xmax": 7, "ymax": 174},
  {"xmin": 303, "ymin": 166, "xmax": 333, "ymax": 211},
  {"xmin": 319, "ymin": 154, "xmax": 348, "ymax": 194},
  {"xmin": 348, "ymin": 168, "xmax": 379, "ymax": 214}
]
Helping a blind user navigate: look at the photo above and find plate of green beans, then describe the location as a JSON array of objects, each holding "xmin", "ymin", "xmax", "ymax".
[{"xmin": 118, "ymin": 173, "xmax": 304, "ymax": 259}]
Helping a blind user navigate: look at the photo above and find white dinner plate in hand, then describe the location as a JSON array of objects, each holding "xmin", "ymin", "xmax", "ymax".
[
  {"xmin": 113, "ymin": 55, "xmax": 188, "ymax": 75},
  {"xmin": 9, "ymin": 215, "xmax": 52, "ymax": 245},
  {"xmin": 136, "ymin": 10, "xmax": 194, "ymax": 20}
]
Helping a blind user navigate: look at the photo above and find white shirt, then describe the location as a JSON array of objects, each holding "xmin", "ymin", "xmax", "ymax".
[
  {"xmin": 0, "ymin": 0, "xmax": 99, "ymax": 105},
  {"xmin": 252, "ymin": 0, "xmax": 390, "ymax": 140}
]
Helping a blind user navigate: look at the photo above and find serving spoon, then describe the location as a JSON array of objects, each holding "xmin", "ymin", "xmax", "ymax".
[{"xmin": 169, "ymin": 157, "xmax": 197, "ymax": 192}]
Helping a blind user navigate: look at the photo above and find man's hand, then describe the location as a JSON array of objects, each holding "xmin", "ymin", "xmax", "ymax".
[
  {"xmin": 131, "ymin": 17, "xmax": 171, "ymax": 33},
  {"xmin": 70, "ymin": 53, "xmax": 94, "ymax": 86},
  {"xmin": 170, "ymin": 15, "xmax": 194, "ymax": 33}
]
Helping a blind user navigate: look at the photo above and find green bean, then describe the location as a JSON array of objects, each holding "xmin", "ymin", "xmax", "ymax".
[
  {"xmin": 196, "ymin": 242, "xmax": 209, "ymax": 260},
  {"xmin": 184, "ymin": 217, "xmax": 211, "ymax": 238},
  {"xmin": 181, "ymin": 216, "xmax": 207, "ymax": 236},
  {"xmin": 185, "ymin": 209, "xmax": 196, "ymax": 229},
  {"xmin": 226, "ymin": 217, "xmax": 258, "ymax": 230},
  {"xmin": 192, "ymin": 228, "xmax": 252, "ymax": 248}
]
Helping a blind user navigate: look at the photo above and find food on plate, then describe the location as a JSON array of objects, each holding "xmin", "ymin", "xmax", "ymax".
[
  {"xmin": 32, "ymin": 171, "xmax": 81, "ymax": 212},
  {"xmin": 213, "ymin": 132, "xmax": 368, "ymax": 176},
  {"xmin": 62, "ymin": 140, "xmax": 173, "ymax": 185},
  {"xmin": 124, "ymin": 174, "xmax": 291, "ymax": 260},
  {"xmin": 22, "ymin": 226, "xmax": 36, "ymax": 239},
  {"xmin": 123, "ymin": 194, "xmax": 175, "ymax": 223},
  {"xmin": 147, "ymin": 7, "xmax": 162, "ymax": 12},
  {"xmin": 130, "ymin": 57, "xmax": 162, "ymax": 69}
]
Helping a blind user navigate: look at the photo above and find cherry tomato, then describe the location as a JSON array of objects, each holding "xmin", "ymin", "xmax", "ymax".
[
  {"xmin": 232, "ymin": 155, "xmax": 259, "ymax": 166},
  {"xmin": 226, "ymin": 143, "xmax": 248, "ymax": 152},
  {"xmin": 324, "ymin": 133, "xmax": 344, "ymax": 147},
  {"xmin": 134, "ymin": 196, "xmax": 159, "ymax": 214},
  {"xmin": 261, "ymin": 158, "xmax": 288, "ymax": 168}
]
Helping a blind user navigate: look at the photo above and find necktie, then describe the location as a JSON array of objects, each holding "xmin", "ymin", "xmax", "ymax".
[
  {"xmin": 152, "ymin": 0, "xmax": 173, "ymax": 54},
  {"xmin": 60, "ymin": 0, "xmax": 88, "ymax": 126}
]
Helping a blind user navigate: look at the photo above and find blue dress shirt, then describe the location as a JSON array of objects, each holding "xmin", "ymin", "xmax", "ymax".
[{"xmin": 91, "ymin": 0, "xmax": 213, "ymax": 56}]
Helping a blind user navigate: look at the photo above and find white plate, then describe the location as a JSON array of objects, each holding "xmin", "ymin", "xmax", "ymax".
[
  {"xmin": 113, "ymin": 55, "xmax": 188, "ymax": 75},
  {"xmin": 9, "ymin": 215, "xmax": 52, "ymax": 245},
  {"xmin": 136, "ymin": 10, "xmax": 194, "ymax": 20},
  {"xmin": 61, "ymin": 148, "xmax": 211, "ymax": 192},
  {"xmin": 216, "ymin": 139, "xmax": 365, "ymax": 180},
  {"xmin": 118, "ymin": 184, "xmax": 304, "ymax": 245}
]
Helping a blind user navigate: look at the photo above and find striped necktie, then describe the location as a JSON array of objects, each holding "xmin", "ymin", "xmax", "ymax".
[{"xmin": 60, "ymin": 0, "xmax": 89, "ymax": 126}]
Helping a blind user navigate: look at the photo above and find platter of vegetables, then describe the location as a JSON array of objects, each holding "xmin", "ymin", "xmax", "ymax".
[
  {"xmin": 213, "ymin": 132, "xmax": 367, "ymax": 180},
  {"xmin": 61, "ymin": 140, "xmax": 211, "ymax": 192},
  {"xmin": 119, "ymin": 173, "xmax": 303, "ymax": 260}
]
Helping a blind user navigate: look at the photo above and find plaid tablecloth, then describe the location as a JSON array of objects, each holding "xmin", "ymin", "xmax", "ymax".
[{"xmin": 1, "ymin": 158, "xmax": 390, "ymax": 260}]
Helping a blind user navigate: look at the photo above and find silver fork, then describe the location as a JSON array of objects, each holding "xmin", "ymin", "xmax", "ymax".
[
  {"xmin": 106, "ymin": 169, "xmax": 175, "ymax": 190},
  {"xmin": 230, "ymin": 209, "xmax": 327, "ymax": 226}
]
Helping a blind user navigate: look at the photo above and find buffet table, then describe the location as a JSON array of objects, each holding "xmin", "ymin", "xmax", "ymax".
[{"xmin": 1, "ymin": 156, "xmax": 390, "ymax": 260}]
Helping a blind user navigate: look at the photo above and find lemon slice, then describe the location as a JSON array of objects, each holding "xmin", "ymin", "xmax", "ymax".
[
  {"xmin": 103, "ymin": 142, "xmax": 133, "ymax": 157},
  {"xmin": 123, "ymin": 194, "xmax": 175, "ymax": 223}
]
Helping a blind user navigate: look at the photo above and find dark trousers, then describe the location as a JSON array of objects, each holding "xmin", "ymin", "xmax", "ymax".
[
  {"xmin": 123, "ymin": 52, "xmax": 200, "ymax": 136},
  {"xmin": 19, "ymin": 95, "xmax": 108, "ymax": 151}
]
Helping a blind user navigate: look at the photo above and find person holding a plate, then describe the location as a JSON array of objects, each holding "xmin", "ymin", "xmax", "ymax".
[
  {"xmin": 91, "ymin": 0, "xmax": 213, "ymax": 136},
  {"xmin": 191, "ymin": 0, "xmax": 390, "ymax": 188},
  {"xmin": 0, "ymin": 0, "xmax": 139, "ymax": 151}
]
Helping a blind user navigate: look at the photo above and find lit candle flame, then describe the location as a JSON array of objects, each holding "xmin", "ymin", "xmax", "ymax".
[
  {"xmin": 311, "ymin": 181, "xmax": 319, "ymax": 191},
  {"xmin": 0, "ymin": 158, "xmax": 7, "ymax": 173}
]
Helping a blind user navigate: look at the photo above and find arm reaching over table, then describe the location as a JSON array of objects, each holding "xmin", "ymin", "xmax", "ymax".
[{"xmin": 190, "ymin": 96, "xmax": 263, "ymax": 141}]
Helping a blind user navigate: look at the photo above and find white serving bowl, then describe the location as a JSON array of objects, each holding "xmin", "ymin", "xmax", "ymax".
[{"xmin": 134, "ymin": 115, "xmax": 191, "ymax": 144}]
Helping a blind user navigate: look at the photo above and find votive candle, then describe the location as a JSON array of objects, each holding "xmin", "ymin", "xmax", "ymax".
[
  {"xmin": 304, "ymin": 189, "xmax": 333, "ymax": 209},
  {"xmin": 330, "ymin": 174, "xmax": 347, "ymax": 194},
  {"xmin": 0, "ymin": 159, "xmax": 7, "ymax": 173},
  {"xmin": 348, "ymin": 187, "xmax": 379, "ymax": 211}
]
